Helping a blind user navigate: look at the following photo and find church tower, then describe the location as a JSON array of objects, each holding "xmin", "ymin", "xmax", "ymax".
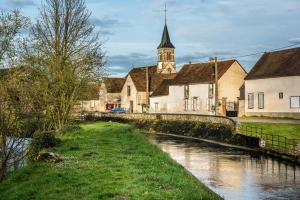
[{"xmin": 157, "ymin": 6, "xmax": 176, "ymax": 74}]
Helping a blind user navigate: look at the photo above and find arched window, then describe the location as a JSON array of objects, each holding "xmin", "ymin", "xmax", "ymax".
[{"xmin": 167, "ymin": 52, "xmax": 170, "ymax": 61}]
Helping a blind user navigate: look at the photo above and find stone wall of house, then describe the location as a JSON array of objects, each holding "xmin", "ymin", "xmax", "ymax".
[
  {"xmin": 245, "ymin": 76, "xmax": 300, "ymax": 118},
  {"xmin": 121, "ymin": 75, "xmax": 146, "ymax": 113},
  {"xmin": 218, "ymin": 61, "xmax": 247, "ymax": 102}
]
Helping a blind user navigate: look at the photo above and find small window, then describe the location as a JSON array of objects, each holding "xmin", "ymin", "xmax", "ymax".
[
  {"xmin": 279, "ymin": 92, "xmax": 283, "ymax": 99},
  {"xmin": 155, "ymin": 103, "xmax": 159, "ymax": 111},
  {"xmin": 184, "ymin": 85, "xmax": 189, "ymax": 98},
  {"xmin": 248, "ymin": 93, "xmax": 254, "ymax": 109},
  {"xmin": 209, "ymin": 84, "xmax": 214, "ymax": 99},
  {"xmin": 258, "ymin": 92, "xmax": 264, "ymax": 109},
  {"xmin": 127, "ymin": 86, "xmax": 131, "ymax": 96},
  {"xmin": 290, "ymin": 96, "xmax": 300, "ymax": 108},
  {"xmin": 192, "ymin": 97, "xmax": 198, "ymax": 111},
  {"xmin": 184, "ymin": 98, "xmax": 189, "ymax": 111}
]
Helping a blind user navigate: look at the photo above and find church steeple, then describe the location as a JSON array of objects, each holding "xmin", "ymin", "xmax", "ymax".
[
  {"xmin": 157, "ymin": 24, "xmax": 175, "ymax": 49},
  {"xmin": 157, "ymin": 4, "xmax": 176, "ymax": 74}
]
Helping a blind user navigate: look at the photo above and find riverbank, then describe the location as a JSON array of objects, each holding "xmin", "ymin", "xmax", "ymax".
[{"xmin": 0, "ymin": 122, "xmax": 221, "ymax": 200}]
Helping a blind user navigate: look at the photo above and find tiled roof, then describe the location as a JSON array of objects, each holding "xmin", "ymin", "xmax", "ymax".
[
  {"xmin": 103, "ymin": 77, "xmax": 126, "ymax": 93},
  {"xmin": 170, "ymin": 60, "xmax": 236, "ymax": 85},
  {"xmin": 150, "ymin": 79, "xmax": 174, "ymax": 97},
  {"xmin": 128, "ymin": 65, "xmax": 176, "ymax": 92},
  {"xmin": 245, "ymin": 47, "xmax": 300, "ymax": 80}
]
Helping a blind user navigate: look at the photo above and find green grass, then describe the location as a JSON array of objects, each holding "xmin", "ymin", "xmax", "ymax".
[
  {"xmin": 0, "ymin": 122, "xmax": 220, "ymax": 200},
  {"xmin": 241, "ymin": 122, "xmax": 300, "ymax": 140}
]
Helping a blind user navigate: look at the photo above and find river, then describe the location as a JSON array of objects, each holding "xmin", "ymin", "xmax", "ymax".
[{"xmin": 147, "ymin": 134, "xmax": 300, "ymax": 200}]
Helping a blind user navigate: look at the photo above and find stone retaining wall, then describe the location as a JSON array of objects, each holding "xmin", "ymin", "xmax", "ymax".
[{"xmin": 99, "ymin": 113, "xmax": 236, "ymax": 128}]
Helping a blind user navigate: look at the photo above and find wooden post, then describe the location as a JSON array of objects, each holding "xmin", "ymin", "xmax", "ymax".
[{"xmin": 214, "ymin": 57, "xmax": 218, "ymax": 116}]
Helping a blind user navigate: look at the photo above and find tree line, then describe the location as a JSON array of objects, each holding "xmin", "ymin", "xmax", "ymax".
[{"xmin": 0, "ymin": 0, "xmax": 105, "ymax": 180}]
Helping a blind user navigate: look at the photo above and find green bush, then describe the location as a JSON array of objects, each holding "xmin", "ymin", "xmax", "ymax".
[{"xmin": 28, "ymin": 131, "xmax": 59, "ymax": 160}]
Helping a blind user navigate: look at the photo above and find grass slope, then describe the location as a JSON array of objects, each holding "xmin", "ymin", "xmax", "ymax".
[
  {"xmin": 242, "ymin": 122, "xmax": 300, "ymax": 140},
  {"xmin": 0, "ymin": 122, "xmax": 220, "ymax": 200}
]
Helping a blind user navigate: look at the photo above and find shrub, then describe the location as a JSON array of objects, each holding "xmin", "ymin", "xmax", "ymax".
[{"xmin": 28, "ymin": 131, "xmax": 58, "ymax": 161}]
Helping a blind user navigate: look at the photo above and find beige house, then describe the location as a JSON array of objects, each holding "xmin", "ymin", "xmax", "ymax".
[
  {"xmin": 120, "ymin": 21, "xmax": 177, "ymax": 113},
  {"xmin": 79, "ymin": 77, "xmax": 125, "ymax": 112},
  {"xmin": 150, "ymin": 60, "xmax": 247, "ymax": 116},
  {"xmin": 244, "ymin": 47, "xmax": 300, "ymax": 119}
]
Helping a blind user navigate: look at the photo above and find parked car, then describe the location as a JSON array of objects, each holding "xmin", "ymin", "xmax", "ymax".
[{"xmin": 110, "ymin": 107, "xmax": 125, "ymax": 113}]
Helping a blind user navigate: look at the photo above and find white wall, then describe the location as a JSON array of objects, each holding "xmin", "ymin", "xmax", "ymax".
[
  {"xmin": 245, "ymin": 76, "xmax": 300, "ymax": 114},
  {"xmin": 150, "ymin": 83, "xmax": 215, "ymax": 114}
]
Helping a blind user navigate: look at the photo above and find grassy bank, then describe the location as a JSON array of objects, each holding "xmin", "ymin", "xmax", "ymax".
[
  {"xmin": 242, "ymin": 122, "xmax": 300, "ymax": 140},
  {"xmin": 0, "ymin": 122, "xmax": 220, "ymax": 200}
]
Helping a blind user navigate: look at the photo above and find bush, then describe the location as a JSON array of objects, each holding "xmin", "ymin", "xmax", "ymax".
[{"xmin": 28, "ymin": 131, "xmax": 59, "ymax": 161}]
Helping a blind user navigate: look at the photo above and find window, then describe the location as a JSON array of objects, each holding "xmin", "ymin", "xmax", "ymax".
[
  {"xmin": 127, "ymin": 86, "xmax": 131, "ymax": 96},
  {"xmin": 258, "ymin": 92, "xmax": 264, "ymax": 109},
  {"xmin": 155, "ymin": 103, "xmax": 159, "ymax": 111},
  {"xmin": 184, "ymin": 98, "xmax": 189, "ymax": 111},
  {"xmin": 167, "ymin": 52, "xmax": 170, "ymax": 61},
  {"xmin": 184, "ymin": 85, "xmax": 189, "ymax": 98},
  {"xmin": 192, "ymin": 97, "xmax": 198, "ymax": 111},
  {"xmin": 279, "ymin": 92, "xmax": 283, "ymax": 99},
  {"xmin": 248, "ymin": 93, "xmax": 254, "ymax": 109},
  {"xmin": 209, "ymin": 84, "xmax": 214, "ymax": 99},
  {"xmin": 290, "ymin": 96, "xmax": 300, "ymax": 108}
]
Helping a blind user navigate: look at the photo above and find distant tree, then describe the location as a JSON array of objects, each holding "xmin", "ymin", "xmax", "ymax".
[
  {"xmin": 26, "ymin": 0, "xmax": 105, "ymax": 130},
  {"xmin": 0, "ymin": 10, "xmax": 29, "ymax": 68}
]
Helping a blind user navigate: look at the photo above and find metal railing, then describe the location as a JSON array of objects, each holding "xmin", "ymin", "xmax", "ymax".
[{"xmin": 238, "ymin": 125, "xmax": 300, "ymax": 156}]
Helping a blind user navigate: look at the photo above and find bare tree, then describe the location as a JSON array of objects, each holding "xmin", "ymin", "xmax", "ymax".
[
  {"xmin": 0, "ymin": 10, "xmax": 29, "ymax": 68},
  {"xmin": 27, "ymin": 0, "xmax": 105, "ymax": 130}
]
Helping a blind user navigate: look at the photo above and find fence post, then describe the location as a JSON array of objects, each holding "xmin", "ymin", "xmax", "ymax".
[{"xmin": 285, "ymin": 137, "xmax": 287, "ymax": 153}]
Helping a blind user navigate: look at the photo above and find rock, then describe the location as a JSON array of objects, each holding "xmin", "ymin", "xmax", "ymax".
[
  {"xmin": 36, "ymin": 152, "xmax": 63, "ymax": 163},
  {"xmin": 82, "ymin": 151, "xmax": 98, "ymax": 157},
  {"xmin": 115, "ymin": 195, "xmax": 129, "ymax": 200}
]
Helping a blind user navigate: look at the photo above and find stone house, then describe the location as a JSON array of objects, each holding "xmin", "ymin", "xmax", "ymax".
[
  {"xmin": 149, "ymin": 60, "xmax": 247, "ymax": 116},
  {"xmin": 79, "ymin": 77, "xmax": 125, "ymax": 112},
  {"xmin": 244, "ymin": 47, "xmax": 300, "ymax": 119}
]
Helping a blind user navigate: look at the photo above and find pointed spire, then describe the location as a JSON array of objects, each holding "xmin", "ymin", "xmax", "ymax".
[{"xmin": 157, "ymin": 4, "xmax": 175, "ymax": 49}]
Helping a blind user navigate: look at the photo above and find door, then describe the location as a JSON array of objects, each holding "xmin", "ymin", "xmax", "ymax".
[{"xmin": 130, "ymin": 101, "xmax": 133, "ymax": 113}]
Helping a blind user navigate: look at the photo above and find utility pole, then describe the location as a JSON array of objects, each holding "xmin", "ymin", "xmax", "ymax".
[
  {"xmin": 214, "ymin": 57, "xmax": 218, "ymax": 116},
  {"xmin": 146, "ymin": 66, "xmax": 150, "ymax": 111}
]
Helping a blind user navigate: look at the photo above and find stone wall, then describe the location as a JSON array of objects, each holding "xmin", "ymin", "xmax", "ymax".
[{"xmin": 100, "ymin": 113, "xmax": 236, "ymax": 128}]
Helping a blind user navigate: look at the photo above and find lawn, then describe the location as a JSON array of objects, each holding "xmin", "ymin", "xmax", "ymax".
[
  {"xmin": 0, "ymin": 122, "xmax": 220, "ymax": 200},
  {"xmin": 241, "ymin": 122, "xmax": 300, "ymax": 140}
]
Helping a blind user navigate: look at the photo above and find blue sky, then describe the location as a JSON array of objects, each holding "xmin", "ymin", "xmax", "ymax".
[{"xmin": 1, "ymin": 0, "xmax": 300, "ymax": 77}]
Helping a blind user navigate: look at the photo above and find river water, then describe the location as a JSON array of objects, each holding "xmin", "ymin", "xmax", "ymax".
[{"xmin": 148, "ymin": 134, "xmax": 300, "ymax": 200}]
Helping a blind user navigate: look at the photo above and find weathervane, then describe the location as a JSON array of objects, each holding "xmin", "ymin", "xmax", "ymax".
[{"xmin": 164, "ymin": 3, "xmax": 167, "ymax": 24}]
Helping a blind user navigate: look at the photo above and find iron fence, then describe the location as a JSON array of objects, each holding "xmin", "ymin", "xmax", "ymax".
[{"xmin": 238, "ymin": 125, "xmax": 300, "ymax": 156}]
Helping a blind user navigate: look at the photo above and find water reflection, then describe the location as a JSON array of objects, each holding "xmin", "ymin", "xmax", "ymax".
[{"xmin": 149, "ymin": 134, "xmax": 300, "ymax": 200}]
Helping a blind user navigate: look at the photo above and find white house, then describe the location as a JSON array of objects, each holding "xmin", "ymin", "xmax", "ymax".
[
  {"xmin": 150, "ymin": 60, "xmax": 247, "ymax": 116},
  {"xmin": 244, "ymin": 47, "xmax": 300, "ymax": 119}
]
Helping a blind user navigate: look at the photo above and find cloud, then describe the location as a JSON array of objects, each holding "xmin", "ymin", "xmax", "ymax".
[
  {"xmin": 91, "ymin": 18, "xmax": 120, "ymax": 29},
  {"xmin": 106, "ymin": 50, "xmax": 237, "ymax": 76},
  {"xmin": 6, "ymin": 0, "xmax": 35, "ymax": 7},
  {"xmin": 288, "ymin": 37, "xmax": 300, "ymax": 44}
]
